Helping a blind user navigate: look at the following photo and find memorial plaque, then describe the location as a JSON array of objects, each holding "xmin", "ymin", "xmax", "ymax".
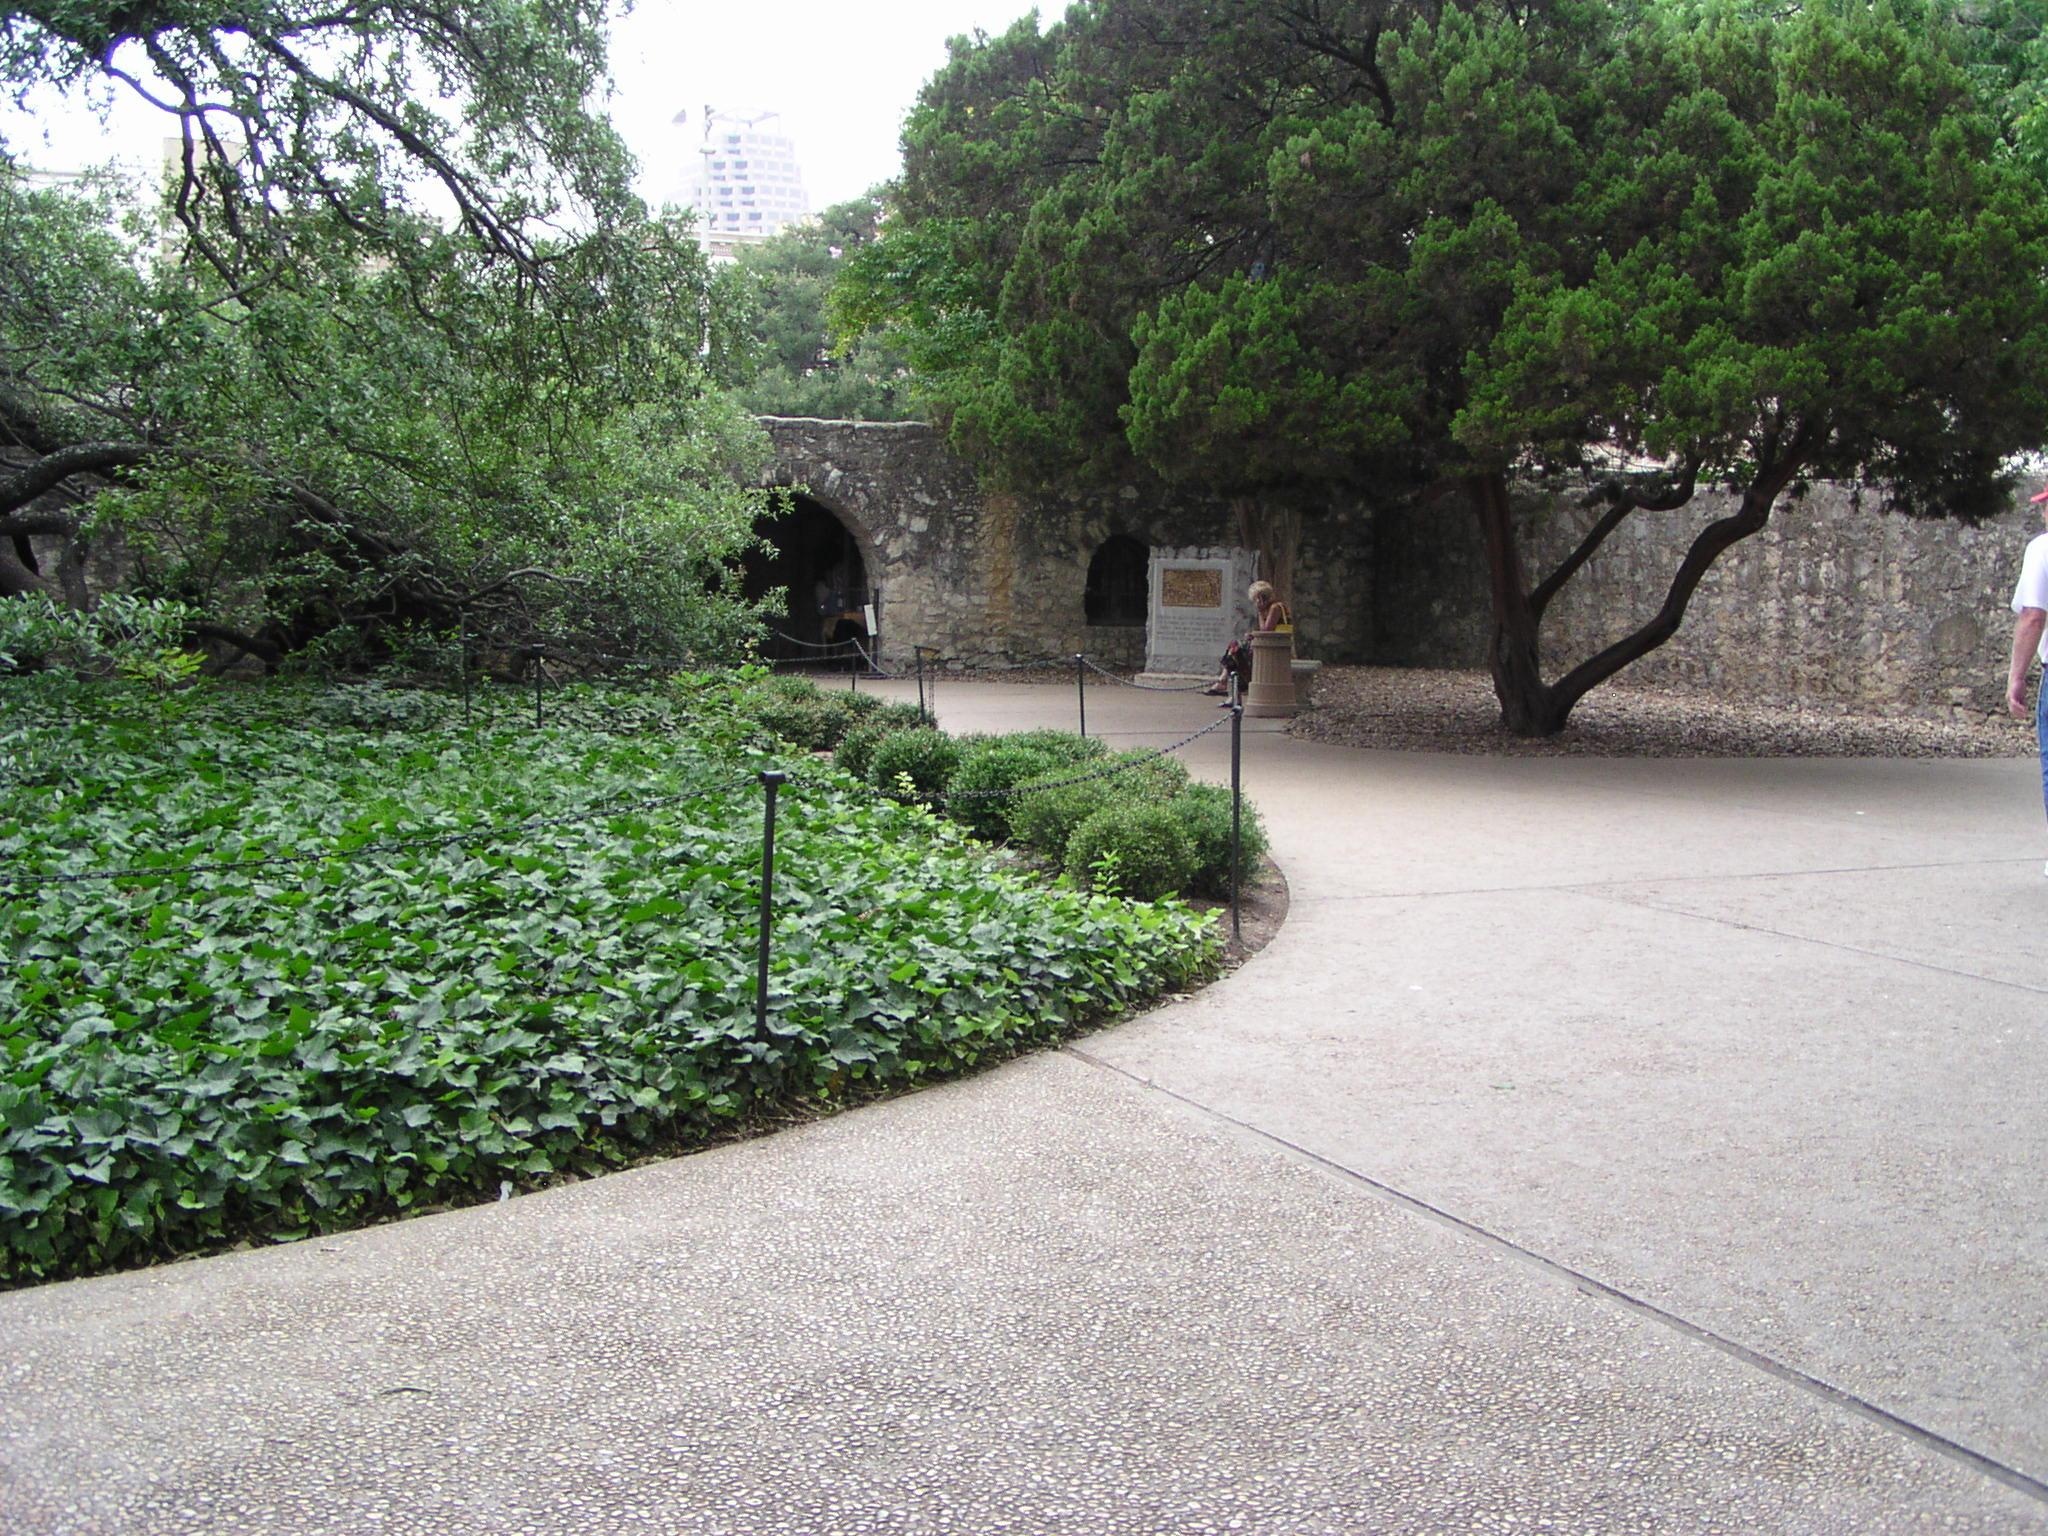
[
  {"xmin": 1160, "ymin": 568, "xmax": 1223, "ymax": 609},
  {"xmin": 1141, "ymin": 546, "xmax": 1259, "ymax": 679}
]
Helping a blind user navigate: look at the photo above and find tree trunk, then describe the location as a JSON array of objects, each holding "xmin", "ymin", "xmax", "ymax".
[
  {"xmin": 1472, "ymin": 471, "xmax": 1572, "ymax": 736},
  {"xmin": 1471, "ymin": 448, "xmax": 1807, "ymax": 738}
]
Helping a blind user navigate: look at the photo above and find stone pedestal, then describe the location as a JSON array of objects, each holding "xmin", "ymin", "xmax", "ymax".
[{"xmin": 1244, "ymin": 630, "xmax": 1297, "ymax": 717}]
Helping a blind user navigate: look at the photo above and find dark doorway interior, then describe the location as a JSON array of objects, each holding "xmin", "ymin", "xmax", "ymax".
[
  {"xmin": 1084, "ymin": 535, "xmax": 1149, "ymax": 626},
  {"xmin": 740, "ymin": 494, "xmax": 870, "ymax": 661}
]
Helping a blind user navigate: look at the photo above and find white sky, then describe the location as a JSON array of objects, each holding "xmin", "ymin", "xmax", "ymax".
[
  {"xmin": 611, "ymin": 1, "xmax": 1045, "ymax": 211},
  {"xmin": 2, "ymin": 1, "xmax": 1045, "ymax": 216}
]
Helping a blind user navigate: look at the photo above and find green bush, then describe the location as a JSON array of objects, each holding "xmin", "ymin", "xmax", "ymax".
[
  {"xmin": 835, "ymin": 702, "xmax": 926, "ymax": 779},
  {"xmin": 1006, "ymin": 774, "xmax": 1116, "ymax": 861},
  {"xmin": 1066, "ymin": 801, "xmax": 1197, "ymax": 901},
  {"xmin": 745, "ymin": 674, "xmax": 881, "ymax": 751},
  {"xmin": 868, "ymin": 726, "xmax": 963, "ymax": 804},
  {"xmin": 999, "ymin": 728, "xmax": 1106, "ymax": 766},
  {"xmin": 946, "ymin": 742, "xmax": 1061, "ymax": 841},
  {"xmin": 1106, "ymin": 748, "xmax": 1191, "ymax": 800},
  {"xmin": 1171, "ymin": 782, "xmax": 1268, "ymax": 898}
]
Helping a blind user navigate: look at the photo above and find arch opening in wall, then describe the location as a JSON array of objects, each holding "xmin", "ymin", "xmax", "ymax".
[
  {"xmin": 740, "ymin": 492, "xmax": 871, "ymax": 662},
  {"xmin": 1084, "ymin": 534, "xmax": 1149, "ymax": 627}
]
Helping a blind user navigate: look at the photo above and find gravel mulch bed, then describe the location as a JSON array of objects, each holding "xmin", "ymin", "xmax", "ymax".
[{"xmin": 1294, "ymin": 666, "xmax": 2032, "ymax": 758}]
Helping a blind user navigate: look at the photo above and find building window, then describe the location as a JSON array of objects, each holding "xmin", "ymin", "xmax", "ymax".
[{"xmin": 1084, "ymin": 535, "xmax": 1148, "ymax": 626}]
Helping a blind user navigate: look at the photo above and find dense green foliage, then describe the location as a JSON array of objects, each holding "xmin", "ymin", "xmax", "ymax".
[
  {"xmin": 738, "ymin": 673, "xmax": 914, "ymax": 752},
  {"xmin": 841, "ymin": 0, "xmax": 2048, "ymax": 733},
  {"xmin": 731, "ymin": 191, "xmax": 917, "ymax": 421},
  {"xmin": 947, "ymin": 741, "xmax": 1063, "ymax": 840},
  {"xmin": 1067, "ymin": 802, "xmax": 1196, "ymax": 901},
  {"xmin": 1169, "ymin": 782, "xmax": 1269, "ymax": 899},
  {"xmin": 868, "ymin": 725, "xmax": 966, "ymax": 804},
  {"xmin": 0, "ymin": 677, "xmax": 1220, "ymax": 1283},
  {"xmin": 0, "ymin": 0, "xmax": 772, "ymax": 664},
  {"xmin": 1006, "ymin": 774, "xmax": 1122, "ymax": 864}
]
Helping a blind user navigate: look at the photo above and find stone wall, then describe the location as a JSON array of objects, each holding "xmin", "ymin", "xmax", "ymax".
[
  {"xmin": 760, "ymin": 418, "xmax": 1374, "ymax": 671},
  {"xmin": 1371, "ymin": 479, "xmax": 2037, "ymax": 720}
]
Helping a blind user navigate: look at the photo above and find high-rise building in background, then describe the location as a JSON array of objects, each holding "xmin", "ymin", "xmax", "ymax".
[{"xmin": 680, "ymin": 107, "xmax": 810, "ymax": 259}]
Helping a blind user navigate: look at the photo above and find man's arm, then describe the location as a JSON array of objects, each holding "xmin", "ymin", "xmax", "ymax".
[{"xmin": 2009, "ymin": 608, "xmax": 2045, "ymax": 716}]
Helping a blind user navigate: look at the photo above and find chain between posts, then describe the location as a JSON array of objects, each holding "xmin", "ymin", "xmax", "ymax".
[{"xmin": 1076, "ymin": 654, "xmax": 1215, "ymax": 692}]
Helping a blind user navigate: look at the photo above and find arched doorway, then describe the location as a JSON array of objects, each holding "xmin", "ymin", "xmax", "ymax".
[
  {"xmin": 740, "ymin": 493, "xmax": 871, "ymax": 662},
  {"xmin": 1084, "ymin": 535, "xmax": 1149, "ymax": 627}
]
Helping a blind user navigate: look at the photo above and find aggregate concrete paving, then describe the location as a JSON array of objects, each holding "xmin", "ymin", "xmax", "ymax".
[{"xmin": 4, "ymin": 677, "xmax": 2046, "ymax": 1534}]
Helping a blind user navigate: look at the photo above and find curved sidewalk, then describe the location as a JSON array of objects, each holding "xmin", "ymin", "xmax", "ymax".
[{"xmin": 5, "ymin": 678, "xmax": 2045, "ymax": 1534}]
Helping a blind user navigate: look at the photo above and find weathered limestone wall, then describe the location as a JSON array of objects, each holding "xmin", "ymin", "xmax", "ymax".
[
  {"xmin": 760, "ymin": 418, "xmax": 1373, "ymax": 670},
  {"xmin": 1372, "ymin": 480, "xmax": 2035, "ymax": 720}
]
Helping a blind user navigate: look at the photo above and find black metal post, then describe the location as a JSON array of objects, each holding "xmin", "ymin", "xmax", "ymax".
[
  {"xmin": 916, "ymin": 648, "xmax": 928, "ymax": 725},
  {"xmin": 532, "ymin": 649, "xmax": 544, "ymax": 730},
  {"xmin": 756, "ymin": 770, "xmax": 786, "ymax": 1039},
  {"xmin": 1075, "ymin": 653, "xmax": 1087, "ymax": 740},
  {"xmin": 458, "ymin": 613, "xmax": 471, "ymax": 728},
  {"xmin": 1230, "ymin": 700, "xmax": 1243, "ymax": 944}
]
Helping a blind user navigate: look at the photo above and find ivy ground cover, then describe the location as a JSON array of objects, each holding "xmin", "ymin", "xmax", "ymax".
[{"xmin": 0, "ymin": 678, "xmax": 1220, "ymax": 1285}]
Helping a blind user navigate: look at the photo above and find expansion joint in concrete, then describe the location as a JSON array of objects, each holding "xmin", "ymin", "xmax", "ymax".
[{"xmin": 1063, "ymin": 1045, "xmax": 2048, "ymax": 1509}]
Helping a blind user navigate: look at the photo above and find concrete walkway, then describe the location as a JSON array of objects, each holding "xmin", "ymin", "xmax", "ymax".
[{"xmin": 5, "ymin": 678, "xmax": 2047, "ymax": 1534}]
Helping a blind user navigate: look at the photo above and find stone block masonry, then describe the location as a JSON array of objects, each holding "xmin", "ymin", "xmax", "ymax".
[
  {"xmin": 758, "ymin": 418, "xmax": 1372, "ymax": 673},
  {"xmin": 1371, "ymin": 479, "xmax": 2039, "ymax": 722},
  {"xmin": 761, "ymin": 419, "xmax": 2024, "ymax": 721}
]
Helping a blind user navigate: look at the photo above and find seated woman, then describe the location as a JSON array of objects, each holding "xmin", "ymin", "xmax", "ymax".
[{"xmin": 1205, "ymin": 580, "xmax": 1292, "ymax": 699}]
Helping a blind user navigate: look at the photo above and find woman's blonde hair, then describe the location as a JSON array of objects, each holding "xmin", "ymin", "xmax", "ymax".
[{"xmin": 1248, "ymin": 580, "xmax": 1275, "ymax": 604}]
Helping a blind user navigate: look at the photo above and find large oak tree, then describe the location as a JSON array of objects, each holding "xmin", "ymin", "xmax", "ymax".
[{"xmin": 0, "ymin": 0, "xmax": 773, "ymax": 664}]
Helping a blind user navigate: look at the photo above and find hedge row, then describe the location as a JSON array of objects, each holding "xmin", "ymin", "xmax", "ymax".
[{"xmin": 745, "ymin": 675, "xmax": 1268, "ymax": 901}]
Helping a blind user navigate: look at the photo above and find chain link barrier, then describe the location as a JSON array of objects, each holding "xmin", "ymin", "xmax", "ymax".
[{"xmin": 1077, "ymin": 655, "xmax": 1216, "ymax": 693}]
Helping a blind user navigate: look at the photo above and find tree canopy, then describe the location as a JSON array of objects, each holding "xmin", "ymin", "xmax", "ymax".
[
  {"xmin": 728, "ymin": 190, "xmax": 917, "ymax": 422},
  {"xmin": 0, "ymin": 0, "xmax": 774, "ymax": 666},
  {"xmin": 841, "ymin": 0, "xmax": 2048, "ymax": 732}
]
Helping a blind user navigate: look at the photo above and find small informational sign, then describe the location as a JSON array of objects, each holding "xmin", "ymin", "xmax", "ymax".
[
  {"xmin": 1143, "ymin": 547, "xmax": 1258, "ymax": 677},
  {"xmin": 1160, "ymin": 568, "xmax": 1224, "ymax": 609},
  {"xmin": 861, "ymin": 603, "xmax": 877, "ymax": 635}
]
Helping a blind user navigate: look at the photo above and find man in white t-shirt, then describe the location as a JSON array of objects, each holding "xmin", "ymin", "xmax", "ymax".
[{"xmin": 2007, "ymin": 485, "xmax": 2048, "ymax": 874}]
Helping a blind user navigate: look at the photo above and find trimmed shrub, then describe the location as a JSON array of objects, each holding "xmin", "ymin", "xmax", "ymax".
[
  {"xmin": 752, "ymin": 691, "xmax": 839, "ymax": 751},
  {"xmin": 1066, "ymin": 801, "xmax": 1196, "ymax": 901},
  {"xmin": 833, "ymin": 702, "xmax": 925, "ymax": 779},
  {"xmin": 1003, "ymin": 746, "xmax": 1180, "ymax": 860},
  {"xmin": 743, "ymin": 675, "xmax": 896, "ymax": 752},
  {"xmin": 1171, "ymin": 782, "xmax": 1269, "ymax": 898},
  {"xmin": 947, "ymin": 742, "xmax": 1061, "ymax": 841},
  {"xmin": 999, "ymin": 728, "xmax": 1107, "ymax": 765},
  {"xmin": 869, "ymin": 726, "xmax": 964, "ymax": 804},
  {"xmin": 1105, "ymin": 748, "xmax": 1191, "ymax": 800},
  {"xmin": 1006, "ymin": 774, "xmax": 1116, "ymax": 861}
]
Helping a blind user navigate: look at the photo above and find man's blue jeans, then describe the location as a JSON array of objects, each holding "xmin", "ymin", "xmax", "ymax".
[{"xmin": 2038, "ymin": 678, "xmax": 2047, "ymax": 822}]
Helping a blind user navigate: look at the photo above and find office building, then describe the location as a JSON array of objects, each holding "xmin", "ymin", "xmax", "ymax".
[{"xmin": 684, "ymin": 108, "xmax": 810, "ymax": 257}]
